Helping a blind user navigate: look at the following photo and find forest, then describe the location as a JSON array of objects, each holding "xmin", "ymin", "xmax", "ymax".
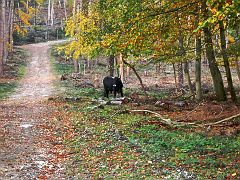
[{"xmin": 0, "ymin": 0, "xmax": 239, "ymax": 179}]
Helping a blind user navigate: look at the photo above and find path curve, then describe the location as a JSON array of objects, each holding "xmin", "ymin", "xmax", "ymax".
[{"xmin": 0, "ymin": 41, "xmax": 68, "ymax": 179}]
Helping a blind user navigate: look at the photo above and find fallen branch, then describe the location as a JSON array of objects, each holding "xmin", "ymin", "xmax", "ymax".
[
  {"xmin": 129, "ymin": 109, "xmax": 199, "ymax": 127},
  {"xmin": 129, "ymin": 109, "xmax": 240, "ymax": 128},
  {"xmin": 113, "ymin": 109, "xmax": 240, "ymax": 128},
  {"xmin": 201, "ymin": 112, "xmax": 240, "ymax": 126}
]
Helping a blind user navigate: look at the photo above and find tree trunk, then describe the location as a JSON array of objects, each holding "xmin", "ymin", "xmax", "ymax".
[
  {"xmin": 51, "ymin": 0, "xmax": 54, "ymax": 26},
  {"xmin": 235, "ymin": 29, "xmax": 240, "ymax": 82},
  {"xmin": 71, "ymin": 0, "xmax": 79, "ymax": 73},
  {"xmin": 122, "ymin": 59, "xmax": 148, "ymax": 98},
  {"xmin": 47, "ymin": 0, "xmax": 51, "ymax": 25},
  {"xmin": 73, "ymin": 59, "xmax": 79, "ymax": 73},
  {"xmin": 219, "ymin": 20, "xmax": 236, "ymax": 102},
  {"xmin": 63, "ymin": 0, "xmax": 68, "ymax": 21},
  {"xmin": 177, "ymin": 62, "xmax": 184, "ymax": 94},
  {"xmin": 126, "ymin": 66, "xmax": 130, "ymax": 77},
  {"xmin": 184, "ymin": 62, "xmax": 194, "ymax": 94},
  {"xmin": 155, "ymin": 63, "xmax": 160, "ymax": 74},
  {"xmin": 195, "ymin": 33, "xmax": 202, "ymax": 101},
  {"xmin": 235, "ymin": 56, "xmax": 240, "ymax": 82},
  {"xmin": 202, "ymin": 0, "xmax": 226, "ymax": 101},
  {"xmin": 108, "ymin": 55, "xmax": 114, "ymax": 76},
  {"xmin": 119, "ymin": 53, "xmax": 124, "ymax": 83},
  {"xmin": 173, "ymin": 63, "xmax": 178, "ymax": 90},
  {"xmin": 0, "ymin": 0, "xmax": 4, "ymax": 76},
  {"xmin": 72, "ymin": 0, "xmax": 76, "ymax": 16},
  {"xmin": 2, "ymin": 0, "xmax": 7, "ymax": 64},
  {"xmin": 8, "ymin": 0, "xmax": 14, "ymax": 56},
  {"xmin": 34, "ymin": 0, "xmax": 37, "ymax": 26}
]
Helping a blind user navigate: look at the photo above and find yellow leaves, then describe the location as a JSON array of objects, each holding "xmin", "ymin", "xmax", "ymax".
[
  {"xmin": 13, "ymin": 24, "xmax": 27, "ymax": 35},
  {"xmin": 14, "ymin": 1, "xmax": 37, "ymax": 35},
  {"xmin": 228, "ymin": 35, "xmax": 235, "ymax": 43},
  {"xmin": 16, "ymin": 10, "xmax": 31, "ymax": 26},
  {"xmin": 62, "ymin": 11, "xmax": 101, "ymax": 59},
  {"xmin": 35, "ymin": 0, "xmax": 45, "ymax": 5}
]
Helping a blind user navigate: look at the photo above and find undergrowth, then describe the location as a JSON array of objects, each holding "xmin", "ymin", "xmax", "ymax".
[
  {"xmin": 51, "ymin": 48, "xmax": 240, "ymax": 179},
  {"xmin": 0, "ymin": 82, "xmax": 17, "ymax": 99},
  {"xmin": 59, "ymin": 86, "xmax": 239, "ymax": 179},
  {"xmin": 0, "ymin": 48, "xmax": 27, "ymax": 99}
]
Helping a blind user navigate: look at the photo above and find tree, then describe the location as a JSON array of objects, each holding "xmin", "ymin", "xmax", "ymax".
[
  {"xmin": 61, "ymin": 0, "xmax": 239, "ymax": 101},
  {"xmin": 0, "ymin": 0, "xmax": 5, "ymax": 76},
  {"xmin": 219, "ymin": 20, "xmax": 236, "ymax": 102},
  {"xmin": 202, "ymin": 0, "xmax": 226, "ymax": 101}
]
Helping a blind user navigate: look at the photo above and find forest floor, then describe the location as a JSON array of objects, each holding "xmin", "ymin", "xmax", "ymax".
[
  {"xmin": 0, "ymin": 41, "xmax": 71, "ymax": 179},
  {"xmin": 0, "ymin": 41, "xmax": 239, "ymax": 179},
  {"xmin": 51, "ymin": 43, "xmax": 239, "ymax": 178}
]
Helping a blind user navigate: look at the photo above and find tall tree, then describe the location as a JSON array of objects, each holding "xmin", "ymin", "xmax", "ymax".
[
  {"xmin": 0, "ymin": 0, "xmax": 5, "ymax": 76},
  {"xmin": 219, "ymin": 20, "xmax": 236, "ymax": 102},
  {"xmin": 194, "ymin": 5, "xmax": 202, "ymax": 101},
  {"xmin": 202, "ymin": 0, "xmax": 226, "ymax": 101},
  {"xmin": 195, "ymin": 31, "xmax": 202, "ymax": 101}
]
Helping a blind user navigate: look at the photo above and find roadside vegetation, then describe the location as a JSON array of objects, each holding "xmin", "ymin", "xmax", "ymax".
[{"xmin": 0, "ymin": 48, "xmax": 27, "ymax": 99}]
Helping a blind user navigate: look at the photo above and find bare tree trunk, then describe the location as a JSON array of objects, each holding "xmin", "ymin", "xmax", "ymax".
[
  {"xmin": 173, "ymin": 63, "xmax": 178, "ymax": 90},
  {"xmin": 176, "ymin": 14, "xmax": 186, "ymax": 94},
  {"xmin": 2, "ymin": 0, "xmax": 7, "ymax": 64},
  {"xmin": 184, "ymin": 62, "xmax": 194, "ymax": 94},
  {"xmin": 72, "ymin": 0, "xmax": 79, "ymax": 73},
  {"xmin": 235, "ymin": 56, "xmax": 240, "ymax": 82},
  {"xmin": 87, "ymin": 57, "xmax": 90, "ymax": 69},
  {"xmin": 119, "ymin": 53, "xmax": 124, "ymax": 83},
  {"xmin": 126, "ymin": 66, "xmax": 130, "ymax": 77},
  {"xmin": 177, "ymin": 62, "xmax": 184, "ymax": 94},
  {"xmin": 219, "ymin": 20, "xmax": 236, "ymax": 102},
  {"xmin": 73, "ymin": 59, "xmax": 79, "ymax": 73},
  {"xmin": 72, "ymin": 0, "xmax": 76, "ymax": 16},
  {"xmin": 63, "ymin": 0, "xmax": 68, "ymax": 21},
  {"xmin": 202, "ymin": 0, "xmax": 226, "ymax": 101},
  {"xmin": 47, "ymin": 0, "xmax": 51, "ymax": 25},
  {"xmin": 235, "ymin": 29, "xmax": 240, "ymax": 82},
  {"xmin": 0, "ymin": 0, "xmax": 6, "ymax": 76},
  {"xmin": 51, "ymin": 0, "xmax": 54, "ymax": 26},
  {"xmin": 122, "ymin": 59, "xmax": 148, "ymax": 98},
  {"xmin": 108, "ymin": 55, "xmax": 114, "ymax": 77},
  {"xmin": 155, "ymin": 63, "xmax": 160, "ymax": 74},
  {"xmin": 195, "ymin": 33, "xmax": 202, "ymax": 101},
  {"xmin": 8, "ymin": 0, "xmax": 14, "ymax": 56}
]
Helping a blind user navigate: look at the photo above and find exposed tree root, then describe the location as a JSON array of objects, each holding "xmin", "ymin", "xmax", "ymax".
[
  {"xmin": 129, "ymin": 109, "xmax": 173, "ymax": 126},
  {"xmin": 129, "ymin": 109, "xmax": 240, "ymax": 128},
  {"xmin": 201, "ymin": 112, "xmax": 240, "ymax": 126}
]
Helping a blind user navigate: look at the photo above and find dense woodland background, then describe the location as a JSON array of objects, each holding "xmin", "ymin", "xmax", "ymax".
[{"xmin": 0, "ymin": 0, "xmax": 240, "ymax": 102}]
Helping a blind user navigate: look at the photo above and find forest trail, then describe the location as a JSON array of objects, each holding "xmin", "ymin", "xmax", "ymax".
[{"xmin": 0, "ymin": 41, "xmax": 68, "ymax": 179}]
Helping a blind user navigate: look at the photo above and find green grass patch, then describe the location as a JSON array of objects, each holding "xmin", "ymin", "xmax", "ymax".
[
  {"xmin": 18, "ymin": 63, "xmax": 27, "ymax": 78},
  {"xmin": 0, "ymin": 82, "xmax": 17, "ymax": 99},
  {"xmin": 62, "ymin": 88, "xmax": 239, "ymax": 179},
  {"xmin": 0, "ymin": 48, "xmax": 27, "ymax": 100},
  {"xmin": 50, "ymin": 46, "xmax": 73, "ymax": 75}
]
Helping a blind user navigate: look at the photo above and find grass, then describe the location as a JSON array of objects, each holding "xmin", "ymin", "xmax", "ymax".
[
  {"xmin": 50, "ymin": 46, "xmax": 73, "ymax": 75},
  {"xmin": 0, "ymin": 82, "xmax": 17, "ymax": 99},
  {"xmin": 51, "ymin": 48, "xmax": 240, "ymax": 179},
  {"xmin": 58, "ymin": 85, "xmax": 239, "ymax": 179},
  {"xmin": 0, "ymin": 48, "xmax": 27, "ymax": 100}
]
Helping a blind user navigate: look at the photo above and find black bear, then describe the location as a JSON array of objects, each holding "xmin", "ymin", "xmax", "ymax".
[{"xmin": 103, "ymin": 76, "xmax": 123, "ymax": 98}]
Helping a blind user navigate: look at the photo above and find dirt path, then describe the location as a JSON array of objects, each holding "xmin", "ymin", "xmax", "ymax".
[{"xmin": 0, "ymin": 41, "xmax": 68, "ymax": 179}]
